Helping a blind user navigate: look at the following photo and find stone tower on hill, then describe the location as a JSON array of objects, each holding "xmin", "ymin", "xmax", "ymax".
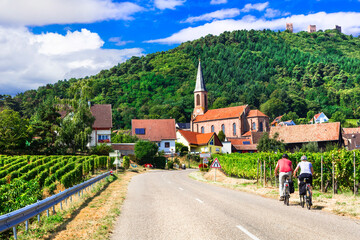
[
  {"xmin": 192, "ymin": 59, "xmax": 208, "ymax": 119},
  {"xmin": 308, "ymin": 25, "xmax": 316, "ymax": 33},
  {"xmin": 286, "ymin": 23, "xmax": 293, "ymax": 33}
]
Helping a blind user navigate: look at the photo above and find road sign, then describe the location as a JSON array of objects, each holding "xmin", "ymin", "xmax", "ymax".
[
  {"xmin": 200, "ymin": 153, "xmax": 211, "ymax": 158},
  {"xmin": 210, "ymin": 158, "xmax": 221, "ymax": 168},
  {"xmin": 203, "ymin": 158, "xmax": 209, "ymax": 164}
]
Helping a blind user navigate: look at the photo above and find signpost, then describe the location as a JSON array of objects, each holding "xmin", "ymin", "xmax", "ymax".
[
  {"xmin": 200, "ymin": 153, "xmax": 211, "ymax": 169},
  {"xmin": 210, "ymin": 157, "xmax": 222, "ymax": 182},
  {"xmin": 109, "ymin": 150, "xmax": 122, "ymax": 173}
]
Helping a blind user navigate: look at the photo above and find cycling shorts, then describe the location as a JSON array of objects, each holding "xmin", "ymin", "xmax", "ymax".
[{"xmin": 299, "ymin": 173, "xmax": 313, "ymax": 186}]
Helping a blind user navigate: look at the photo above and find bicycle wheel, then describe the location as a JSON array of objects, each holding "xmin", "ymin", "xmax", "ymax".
[
  {"xmin": 284, "ymin": 186, "xmax": 289, "ymax": 206},
  {"xmin": 300, "ymin": 195, "xmax": 304, "ymax": 208},
  {"xmin": 306, "ymin": 188, "xmax": 311, "ymax": 210}
]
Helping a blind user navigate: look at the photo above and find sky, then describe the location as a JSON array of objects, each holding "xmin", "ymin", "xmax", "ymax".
[{"xmin": 1, "ymin": 0, "xmax": 360, "ymax": 95}]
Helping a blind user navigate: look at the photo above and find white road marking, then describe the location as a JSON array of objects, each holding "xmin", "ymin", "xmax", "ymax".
[
  {"xmin": 178, "ymin": 187, "xmax": 184, "ymax": 191},
  {"xmin": 195, "ymin": 198, "xmax": 204, "ymax": 204},
  {"xmin": 236, "ymin": 225, "xmax": 260, "ymax": 240}
]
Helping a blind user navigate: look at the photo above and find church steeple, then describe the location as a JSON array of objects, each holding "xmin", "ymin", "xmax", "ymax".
[{"xmin": 192, "ymin": 59, "xmax": 208, "ymax": 120}]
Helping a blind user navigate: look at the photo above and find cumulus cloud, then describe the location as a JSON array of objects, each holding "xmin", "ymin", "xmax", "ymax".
[
  {"xmin": 0, "ymin": 0, "xmax": 144, "ymax": 26},
  {"xmin": 210, "ymin": 0, "xmax": 227, "ymax": 5},
  {"xmin": 109, "ymin": 37, "xmax": 134, "ymax": 46},
  {"xmin": 182, "ymin": 8, "xmax": 240, "ymax": 23},
  {"xmin": 241, "ymin": 2, "xmax": 269, "ymax": 12},
  {"xmin": 146, "ymin": 11, "xmax": 360, "ymax": 44},
  {"xmin": 264, "ymin": 8, "xmax": 290, "ymax": 18},
  {"xmin": 0, "ymin": 27, "xmax": 144, "ymax": 95},
  {"xmin": 154, "ymin": 0, "xmax": 186, "ymax": 10}
]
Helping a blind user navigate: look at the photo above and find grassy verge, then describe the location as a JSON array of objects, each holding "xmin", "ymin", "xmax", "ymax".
[{"xmin": 190, "ymin": 169, "xmax": 360, "ymax": 219}]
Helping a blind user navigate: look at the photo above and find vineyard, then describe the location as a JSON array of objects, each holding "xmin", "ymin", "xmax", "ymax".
[
  {"xmin": 0, "ymin": 155, "xmax": 109, "ymax": 215},
  {"xmin": 215, "ymin": 149, "xmax": 360, "ymax": 192}
]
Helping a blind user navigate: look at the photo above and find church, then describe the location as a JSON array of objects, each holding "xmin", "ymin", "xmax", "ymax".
[{"xmin": 190, "ymin": 60, "xmax": 270, "ymax": 151}]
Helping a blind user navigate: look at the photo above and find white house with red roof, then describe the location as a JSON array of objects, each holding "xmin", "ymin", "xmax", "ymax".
[
  {"xmin": 89, "ymin": 104, "xmax": 113, "ymax": 147},
  {"xmin": 310, "ymin": 112, "xmax": 329, "ymax": 124},
  {"xmin": 132, "ymin": 119, "xmax": 176, "ymax": 155}
]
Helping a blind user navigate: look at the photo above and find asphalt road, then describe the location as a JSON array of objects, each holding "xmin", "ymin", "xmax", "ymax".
[{"xmin": 111, "ymin": 169, "xmax": 360, "ymax": 240}]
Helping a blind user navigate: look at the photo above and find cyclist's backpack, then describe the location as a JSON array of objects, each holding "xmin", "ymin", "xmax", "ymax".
[
  {"xmin": 289, "ymin": 180, "xmax": 295, "ymax": 193},
  {"xmin": 299, "ymin": 181, "xmax": 306, "ymax": 195}
]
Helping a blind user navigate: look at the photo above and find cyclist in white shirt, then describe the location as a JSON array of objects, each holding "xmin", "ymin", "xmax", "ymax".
[{"xmin": 293, "ymin": 155, "xmax": 314, "ymax": 193}]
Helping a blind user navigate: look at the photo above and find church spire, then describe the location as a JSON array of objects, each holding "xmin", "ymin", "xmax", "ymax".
[{"xmin": 194, "ymin": 59, "xmax": 207, "ymax": 92}]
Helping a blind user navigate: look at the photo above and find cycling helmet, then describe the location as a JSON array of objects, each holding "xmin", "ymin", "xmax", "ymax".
[
  {"xmin": 301, "ymin": 155, "xmax": 307, "ymax": 161},
  {"xmin": 282, "ymin": 153, "xmax": 289, "ymax": 159}
]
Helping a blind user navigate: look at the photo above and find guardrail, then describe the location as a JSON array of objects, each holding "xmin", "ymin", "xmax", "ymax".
[{"xmin": 0, "ymin": 171, "xmax": 111, "ymax": 239}]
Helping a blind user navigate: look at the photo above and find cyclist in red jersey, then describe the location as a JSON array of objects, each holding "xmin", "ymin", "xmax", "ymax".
[{"xmin": 274, "ymin": 154, "xmax": 293, "ymax": 201}]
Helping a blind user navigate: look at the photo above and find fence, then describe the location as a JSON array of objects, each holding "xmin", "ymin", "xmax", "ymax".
[{"xmin": 0, "ymin": 171, "xmax": 111, "ymax": 239}]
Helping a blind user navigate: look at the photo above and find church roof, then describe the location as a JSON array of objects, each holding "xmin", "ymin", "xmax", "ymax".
[
  {"xmin": 194, "ymin": 60, "xmax": 207, "ymax": 92},
  {"xmin": 193, "ymin": 105, "xmax": 247, "ymax": 122},
  {"xmin": 247, "ymin": 109, "xmax": 268, "ymax": 118}
]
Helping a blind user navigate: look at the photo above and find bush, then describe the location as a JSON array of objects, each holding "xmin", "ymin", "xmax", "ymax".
[
  {"xmin": 167, "ymin": 160, "xmax": 174, "ymax": 169},
  {"xmin": 134, "ymin": 140, "xmax": 158, "ymax": 165},
  {"xmin": 90, "ymin": 144, "xmax": 113, "ymax": 155},
  {"xmin": 123, "ymin": 156, "xmax": 130, "ymax": 169},
  {"xmin": 154, "ymin": 156, "xmax": 166, "ymax": 169}
]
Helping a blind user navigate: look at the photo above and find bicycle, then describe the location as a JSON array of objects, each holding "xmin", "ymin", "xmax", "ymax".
[
  {"xmin": 283, "ymin": 176, "xmax": 291, "ymax": 206},
  {"xmin": 299, "ymin": 177, "xmax": 312, "ymax": 210}
]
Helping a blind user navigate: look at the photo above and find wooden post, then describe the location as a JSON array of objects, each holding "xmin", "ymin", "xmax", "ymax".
[
  {"xmin": 260, "ymin": 161, "xmax": 263, "ymax": 186},
  {"xmin": 354, "ymin": 151, "xmax": 356, "ymax": 196},
  {"xmin": 263, "ymin": 160, "xmax": 266, "ymax": 186},
  {"xmin": 274, "ymin": 160, "xmax": 277, "ymax": 188},
  {"xmin": 270, "ymin": 166, "xmax": 272, "ymax": 186},
  {"xmin": 332, "ymin": 156, "xmax": 335, "ymax": 195},
  {"xmin": 257, "ymin": 158, "xmax": 259, "ymax": 185},
  {"xmin": 321, "ymin": 155, "xmax": 324, "ymax": 192}
]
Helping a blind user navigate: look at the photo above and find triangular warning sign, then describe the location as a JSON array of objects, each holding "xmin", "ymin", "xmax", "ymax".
[{"xmin": 210, "ymin": 158, "xmax": 221, "ymax": 168}]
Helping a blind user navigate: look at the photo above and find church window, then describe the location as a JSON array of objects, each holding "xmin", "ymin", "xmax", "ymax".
[
  {"xmin": 221, "ymin": 124, "xmax": 225, "ymax": 133},
  {"xmin": 211, "ymin": 125, "xmax": 214, "ymax": 132},
  {"xmin": 201, "ymin": 126, "xmax": 204, "ymax": 133},
  {"xmin": 196, "ymin": 94, "xmax": 200, "ymax": 106},
  {"xmin": 252, "ymin": 122, "xmax": 256, "ymax": 130},
  {"xmin": 233, "ymin": 123, "xmax": 236, "ymax": 135},
  {"xmin": 259, "ymin": 122, "xmax": 263, "ymax": 132},
  {"xmin": 204, "ymin": 95, "xmax": 207, "ymax": 108}
]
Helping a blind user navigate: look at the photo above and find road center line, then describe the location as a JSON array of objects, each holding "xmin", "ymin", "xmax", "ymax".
[
  {"xmin": 178, "ymin": 187, "xmax": 184, "ymax": 191},
  {"xmin": 195, "ymin": 198, "xmax": 204, "ymax": 204},
  {"xmin": 236, "ymin": 225, "xmax": 260, "ymax": 240}
]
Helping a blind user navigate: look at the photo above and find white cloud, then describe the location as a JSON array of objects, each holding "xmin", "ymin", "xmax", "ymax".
[
  {"xmin": 264, "ymin": 8, "xmax": 290, "ymax": 18},
  {"xmin": 154, "ymin": 0, "xmax": 186, "ymax": 10},
  {"xmin": 146, "ymin": 11, "xmax": 360, "ymax": 44},
  {"xmin": 182, "ymin": 8, "xmax": 240, "ymax": 23},
  {"xmin": 241, "ymin": 2, "xmax": 269, "ymax": 12},
  {"xmin": 109, "ymin": 37, "xmax": 134, "ymax": 46},
  {"xmin": 0, "ymin": 27, "xmax": 144, "ymax": 95},
  {"xmin": 210, "ymin": 0, "xmax": 227, "ymax": 5},
  {"xmin": 0, "ymin": 0, "xmax": 144, "ymax": 26}
]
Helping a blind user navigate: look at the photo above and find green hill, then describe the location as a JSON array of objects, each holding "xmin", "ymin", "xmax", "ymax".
[{"xmin": 11, "ymin": 29, "xmax": 360, "ymax": 128}]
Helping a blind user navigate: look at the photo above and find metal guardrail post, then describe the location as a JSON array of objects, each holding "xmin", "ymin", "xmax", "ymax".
[
  {"xmin": 52, "ymin": 206, "xmax": 55, "ymax": 214},
  {"xmin": 13, "ymin": 226, "xmax": 17, "ymax": 240},
  {"xmin": 47, "ymin": 209, "xmax": 49, "ymax": 217}
]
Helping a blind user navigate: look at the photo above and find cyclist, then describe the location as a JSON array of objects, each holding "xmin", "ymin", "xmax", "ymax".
[
  {"xmin": 274, "ymin": 154, "xmax": 293, "ymax": 201},
  {"xmin": 293, "ymin": 155, "xmax": 314, "ymax": 194}
]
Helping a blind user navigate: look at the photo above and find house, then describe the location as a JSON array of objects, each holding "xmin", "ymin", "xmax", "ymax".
[
  {"xmin": 176, "ymin": 130, "xmax": 222, "ymax": 154},
  {"xmin": 279, "ymin": 120, "xmax": 296, "ymax": 126},
  {"xmin": 310, "ymin": 112, "xmax": 329, "ymax": 124},
  {"xmin": 89, "ymin": 104, "xmax": 113, "ymax": 147},
  {"xmin": 228, "ymin": 131, "xmax": 264, "ymax": 153},
  {"xmin": 132, "ymin": 119, "xmax": 176, "ymax": 154},
  {"xmin": 342, "ymin": 128, "xmax": 360, "ymax": 150},
  {"xmin": 176, "ymin": 123, "xmax": 191, "ymax": 131},
  {"xmin": 270, "ymin": 122, "xmax": 342, "ymax": 150},
  {"xmin": 111, "ymin": 143, "xmax": 135, "ymax": 156},
  {"xmin": 190, "ymin": 60, "xmax": 269, "ymax": 137},
  {"xmin": 271, "ymin": 115, "xmax": 283, "ymax": 127}
]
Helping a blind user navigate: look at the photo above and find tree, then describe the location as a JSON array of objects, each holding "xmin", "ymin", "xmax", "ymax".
[
  {"xmin": 281, "ymin": 111, "xmax": 299, "ymax": 124},
  {"xmin": 257, "ymin": 132, "xmax": 285, "ymax": 152},
  {"xmin": 134, "ymin": 140, "xmax": 158, "ymax": 165},
  {"xmin": 218, "ymin": 130, "xmax": 226, "ymax": 142},
  {"xmin": 0, "ymin": 109, "xmax": 31, "ymax": 154},
  {"xmin": 331, "ymin": 111, "xmax": 346, "ymax": 124},
  {"xmin": 260, "ymin": 98, "xmax": 286, "ymax": 119}
]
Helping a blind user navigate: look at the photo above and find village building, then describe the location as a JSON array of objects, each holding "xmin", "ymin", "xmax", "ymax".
[
  {"xmin": 176, "ymin": 123, "xmax": 191, "ymax": 131},
  {"xmin": 228, "ymin": 131, "xmax": 264, "ymax": 153},
  {"xmin": 342, "ymin": 127, "xmax": 360, "ymax": 150},
  {"xmin": 190, "ymin": 60, "xmax": 270, "ymax": 139},
  {"xmin": 278, "ymin": 120, "xmax": 296, "ymax": 126},
  {"xmin": 89, "ymin": 104, "xmax": 113, "ymax": 147},
  {"xmin": 270, "ymin": 122, "xmax": 342, "ymax": 151},
  {"xmin": 271, "ymin": 115, "xmax": 283, "ymax": 127},
  {"xmin": 176, "ymin": 130, "xmax": 222, "ymax": 154},
  {"xmin": 310, "ymin": 112, "xmax": 329, "ymax": 124},
  {"xmin": 132, "ymin": 119, "xmax": 176, "ymax": 155}
]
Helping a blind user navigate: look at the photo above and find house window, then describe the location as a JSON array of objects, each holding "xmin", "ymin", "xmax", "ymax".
[
  {"xmin": 233, "ymin": 123, "xmax": 236, "ymax": 135},
  {"xmin": 98, "ymin": 135, "xmax": 110, "ymax": 143},
  {"xmin": 252, "ymin": 122, "xmax": 256, "ymax": 130},
  {"xmin": 221, "ymin": 124, "xmax": 225, "ymax": 133},
  {"xmin": 158, "ymin": 142, "xmax": 161, "ymax": 147},
  {"xmin": 259, "ymin": 122, "xmax": 263, "ymax": 132},
  {"xmin": 201, "ymin": 126, "xmax": 204, "ymax": 133},
  {"xmin": 243, "ymin": 141, "xmax": 251, "ymax": 145},
  {"xmin": 135, "ymin": 128, "xmax": 145, "ymax": 134},
  {"xmin": 196, "ymin": 94, "xmax": 200, "ymax": 106},
  {"xmin": 165, "ymin": 142, "xmax": 170, "ymax": 148},
  {"xmin": 211, "ymin": 125, "xmax": 214, "ymax": 132},
  {"xmin": 210, "ymin": 139, "xmax": 214, "ymax": 145}
]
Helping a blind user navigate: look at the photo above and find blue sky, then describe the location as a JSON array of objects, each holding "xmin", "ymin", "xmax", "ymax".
[{"xmin": 1, "ymin": 0, "xmax": 360, "ymax": 95}]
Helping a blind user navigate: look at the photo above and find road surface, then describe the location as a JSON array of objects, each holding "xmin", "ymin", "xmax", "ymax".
[{"xmin": 111, "ymin": 169, "xmax": 360, "ymax": 240}]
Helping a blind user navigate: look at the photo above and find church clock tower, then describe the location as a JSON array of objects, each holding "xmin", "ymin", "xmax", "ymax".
[{"xmin": 192, "ymin": 59, "xmax": 208, "ymax": 119}]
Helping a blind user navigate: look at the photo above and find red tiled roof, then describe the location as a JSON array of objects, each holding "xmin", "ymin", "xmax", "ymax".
[
  {"xmin": 91, "ymin": 104, "xmax": 112, "ymax": 129},
  {"xmin": 132, "ymin": 119, "xmax": 176, "ymax": 142},
  {"xmin": 270, "ymin": 122, "xmax": 341, "ymax": 144},
  {"xmin": 232, "ymin": 144, "xmax": 258, "ymax": 151},
  {"xmin": 313, "ymin": 113, "xmax": 322, "ymax": 120},
  {"xmin": 343, "ymin": 127, "xmax": 360, "ymax": 134},
  {"xmin": 178, "ymin": 130, "xmax": 223, "ymax": 146},
  {"xmin": 271, "ymin": 115, "xmax": 283, "ymax": 125},
  {"xmin": 229, "ymin": 138, "xmax": 252, "ymax": 145},
  {"xmin": 193, "ymin": 105, "xmax": 247, "ymax": 122},
  {"xmin": 242, "ymin": 131, "xmax": 252, "ymax": 137},
  {"xmin": 247, "ymin": 109, "xmax": 268, "ymax": 118},
  {"xmin": 111, "ymin": 143, "xmax": 135, "ymax": 151}
]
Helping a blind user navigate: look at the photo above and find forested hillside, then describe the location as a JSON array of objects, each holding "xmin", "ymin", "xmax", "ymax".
[{"xmin": 6, "ymin": 29, "xmax": 360, "ymax": 129}]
